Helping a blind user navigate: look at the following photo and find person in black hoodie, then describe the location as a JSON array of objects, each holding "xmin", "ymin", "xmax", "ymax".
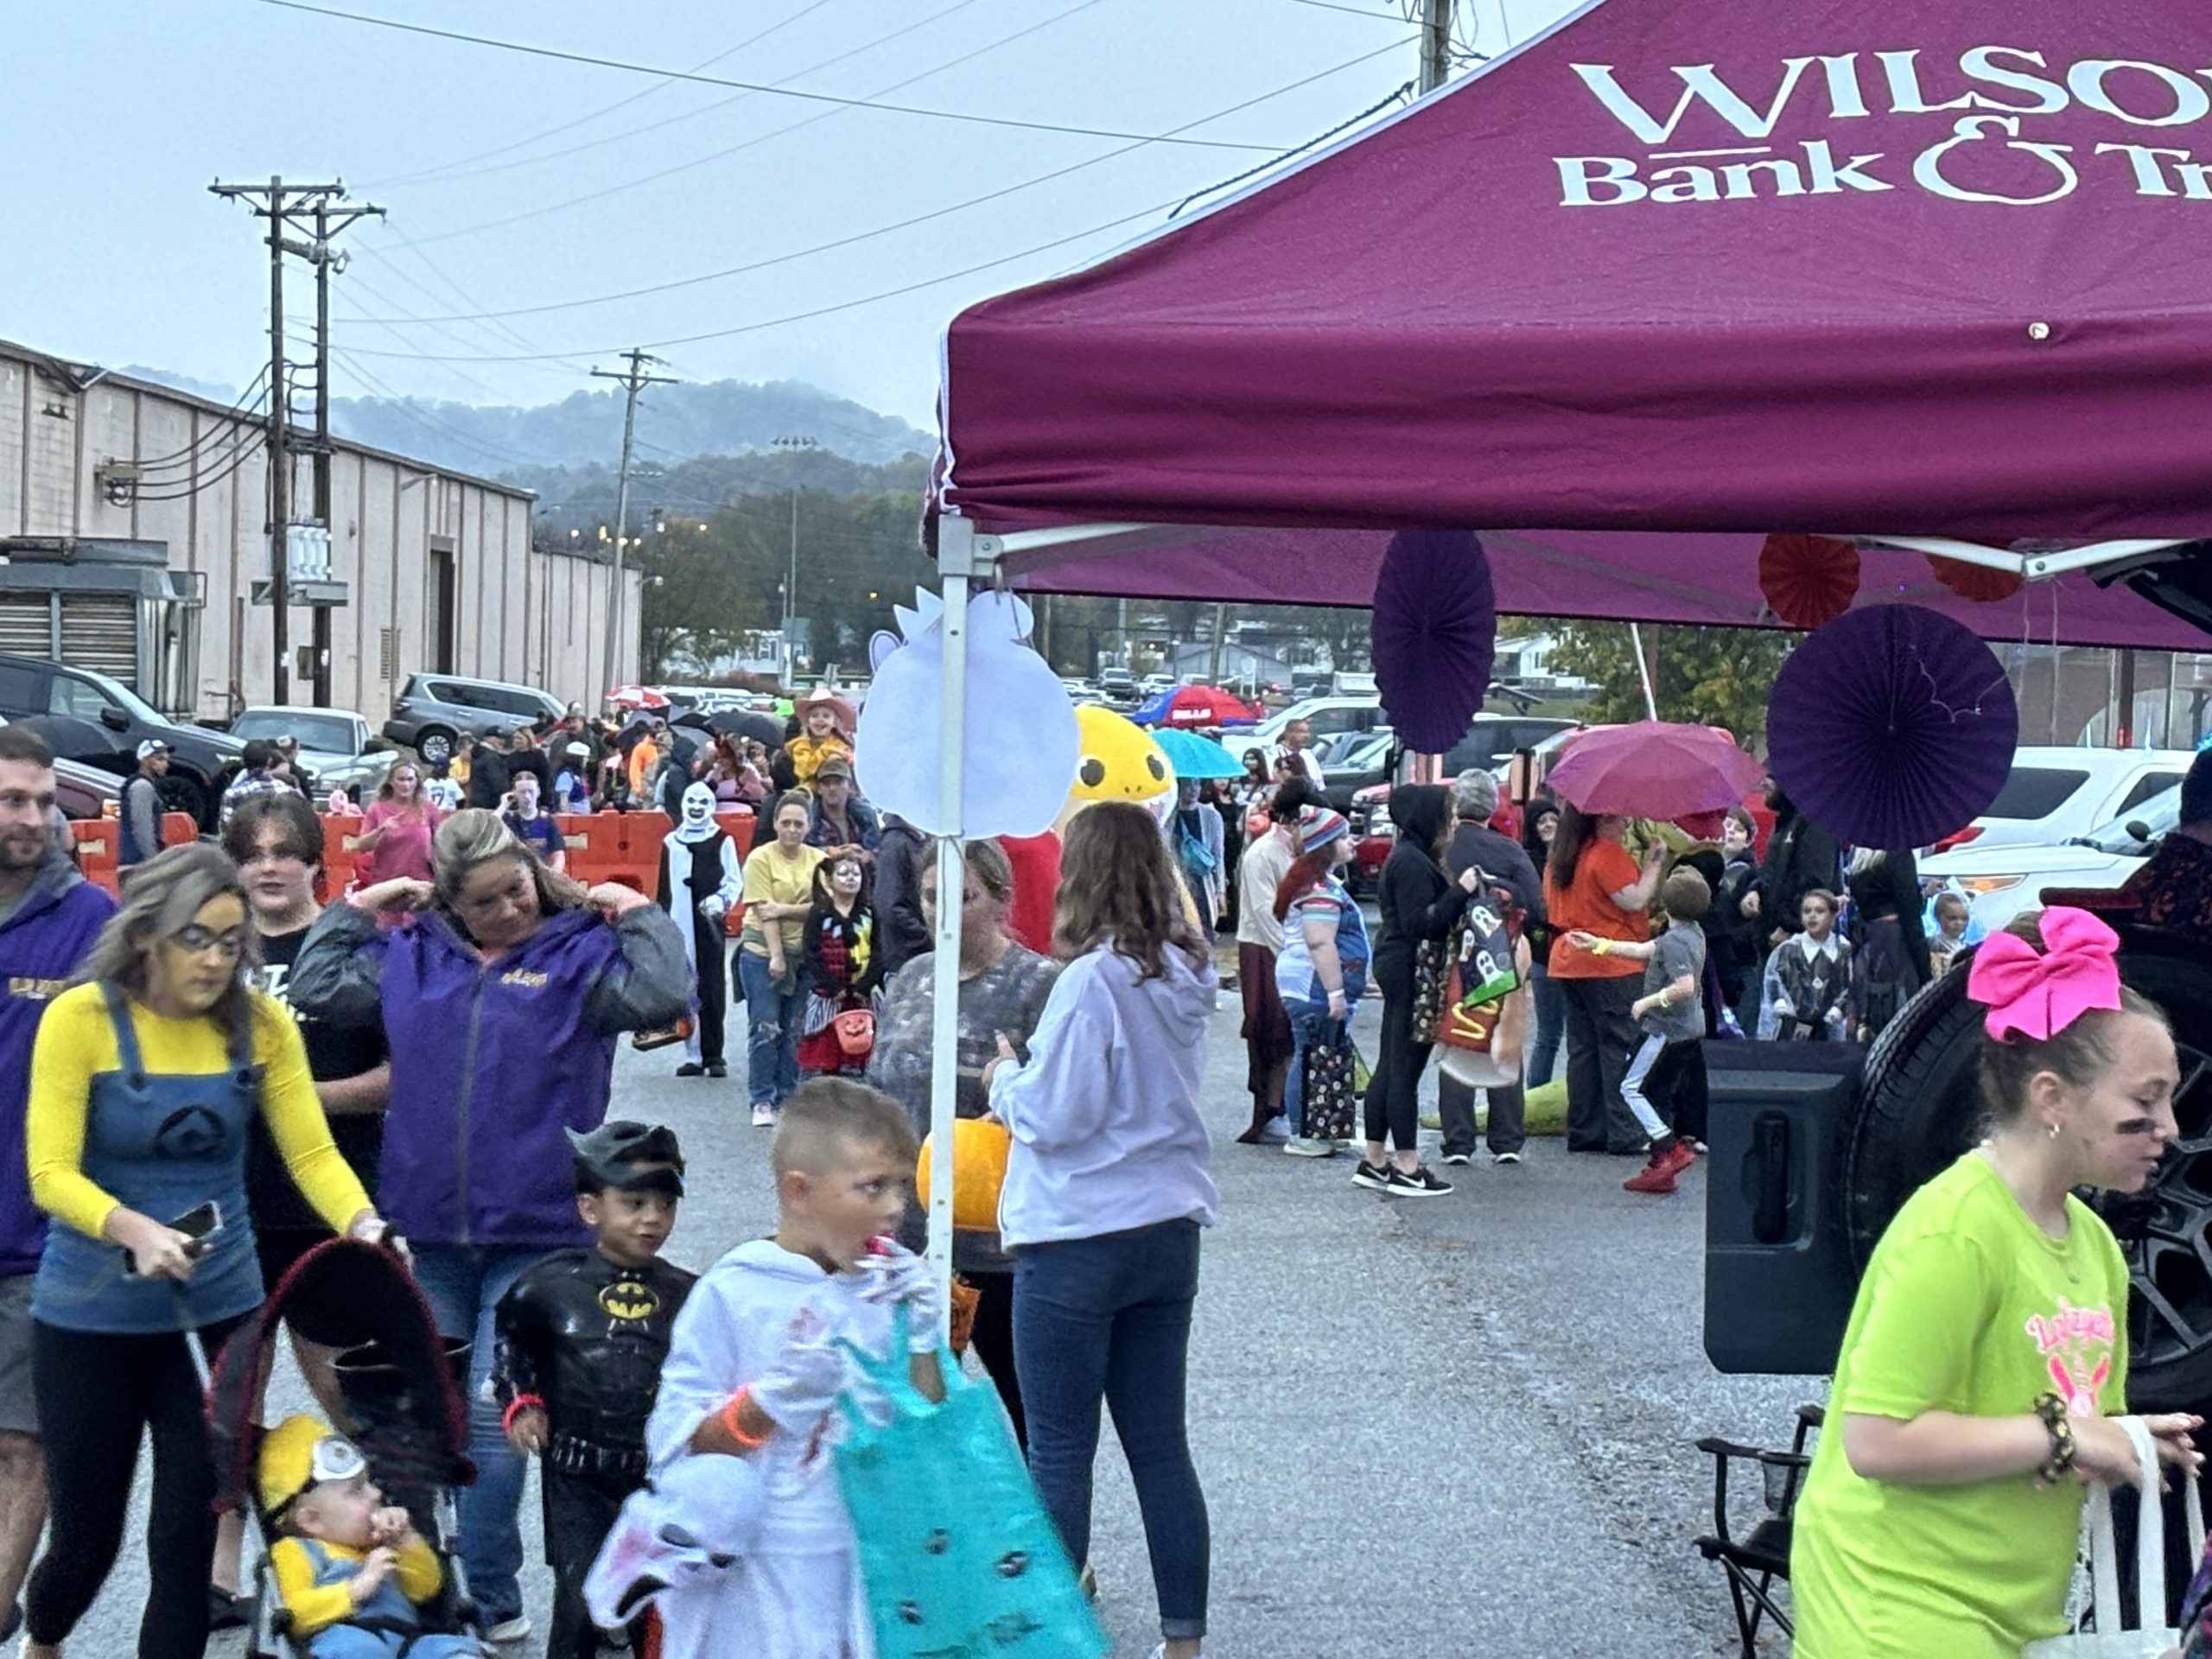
[
  {"xmin": 870, "ymin": 813, "xmax": 931, "ymax": 978},
  {"xmin": 1358, "ymin": 783, "xmax": 1483, "ymax": 1198}
]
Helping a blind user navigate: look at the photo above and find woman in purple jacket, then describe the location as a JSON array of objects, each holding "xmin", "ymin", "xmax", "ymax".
[{"xmin": 289, "ymin": 808, "xmax": 688, "ymax": 1641}]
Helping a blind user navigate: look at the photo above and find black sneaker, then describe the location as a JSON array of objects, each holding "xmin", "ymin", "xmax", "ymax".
[
  {"xmin": 1350, "ymin": 1160, "xmax": 1394, "ymax": 1192},
  {"xmin": 1384, "ymin": 1164, "xmax": 1453, "ymax": 1198}
]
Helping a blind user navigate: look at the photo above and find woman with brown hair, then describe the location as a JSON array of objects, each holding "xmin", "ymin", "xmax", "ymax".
[
  {"xmin": 1543, "ymin": 802, "xmax": 1662, "ymax": 1154},
  {"xmin": 984, "ymin": 801, "xmax": 1218, "ymax": 1659}
]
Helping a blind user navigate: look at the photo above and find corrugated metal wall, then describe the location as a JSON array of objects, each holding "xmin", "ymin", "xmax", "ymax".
[{"xmin": 0, "ymin": 346, "xmax": 639, "ymax": 721}]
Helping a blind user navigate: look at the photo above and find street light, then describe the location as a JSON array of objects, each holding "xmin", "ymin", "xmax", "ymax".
[{"xmin": 772, "ymin": 434, "xmax": 818, "ymax": 673}]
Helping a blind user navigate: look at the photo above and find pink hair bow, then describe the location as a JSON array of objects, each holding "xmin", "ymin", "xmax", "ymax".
[{"xmin": 1966, "ymin": 906, "xmax": 2124, "ymax": 1042}]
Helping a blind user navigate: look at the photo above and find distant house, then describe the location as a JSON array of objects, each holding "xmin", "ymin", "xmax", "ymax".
[
  {"xmin": 1493, "ymin": 632, "xmax": 1592, "ymax": 696},
  {"xmin": 1166, "ymin": 640, "xmax": 1297, "ymax": 691}
]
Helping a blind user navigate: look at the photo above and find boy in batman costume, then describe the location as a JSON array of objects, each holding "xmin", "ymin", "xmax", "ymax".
[{"xmin": 493, "ymin": 1123, "xmax": 696, "ymax": 1659}]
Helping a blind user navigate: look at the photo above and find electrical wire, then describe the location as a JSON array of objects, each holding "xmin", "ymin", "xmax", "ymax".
[
  {"xmin": 340, "ymin": 35, "xmax": 1416, "ymax": 326},
  {"xmin": 392, "ymin": 0, "xmax": 1119, "ymax": 251},
  {"xmin": 370, "ymin": 0, "xmax": 840, "ymax": 188},
  {"xmin": 383, "ymin": 0, "xmax": 992, "ymax": 194},
  {"xmin": 328, "ymin": 346, "xmax": 549, "ymax": 471},
  {"xmin": 246, "ymin": 0, "xmax": 1278, "ymax": 152},
  {"xmin": 1277, "ymin": 0, "xmax": 1408, "ymax": 16},
  {"xmin": 1173, "ymin": 76, "xmax": 1414, "ymax": 215},
  {"xmin": 130, "ymin": 365, "xmax": 272, "ymax": 470},
  {"xmin": 130, "ymin": 434, "xmax": 268, "ymax": 502}
]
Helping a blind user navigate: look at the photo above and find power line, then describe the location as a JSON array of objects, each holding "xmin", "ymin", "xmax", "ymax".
[
  {"xmin": 131, "ymin": 365, "xmax": 272, "ymax": 470},
  {"xmin": 130, "ymin": 432, "xmax": 269, "ymax": 502},
  {"xmin": 1277, "ymin": 0, "xmax": 1408, "ymax": 16},
  {"xmin": 392, "ymin": 0, "xmax": 1117, "ymax": 250},
  {"xmin": 383, "ymin": 0, "xmax": 991, "ymax": 195},
  {"xmin": 369, "ymin": 0, "xmax": 841, "ymax": 188},
  {"xmin": 246, "ymin": 0, "xmax": 1278, "ymax": 152},
  {"xmin": 328, "ymin": 346, "xmax": 547, "ymax": 470},
  {"xmin": 340, "ymin": 35, "xmax": 1416, "ymax": 326}
]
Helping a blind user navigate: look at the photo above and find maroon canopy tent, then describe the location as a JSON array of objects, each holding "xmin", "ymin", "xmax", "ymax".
[{"xmin": 931, "ymin": 0, "xmax": 2212, "ymax": 649}]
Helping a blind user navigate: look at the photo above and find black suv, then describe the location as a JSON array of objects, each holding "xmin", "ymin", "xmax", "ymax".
[
  {"xmin": 383, "ymin": 673, "xmax": 565, "ymax": 767},
  {"xmin": 0, "ymin": 652, "xmax": 245, "ymax": 828}
]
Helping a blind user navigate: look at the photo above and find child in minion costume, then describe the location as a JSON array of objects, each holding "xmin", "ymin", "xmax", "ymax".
[{"xmin": 259, "ymin": 1414, "xmax": 480, "ymax": 1659}]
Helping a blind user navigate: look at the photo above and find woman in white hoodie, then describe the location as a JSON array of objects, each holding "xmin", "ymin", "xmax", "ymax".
[{"xmin": 987, "ymin": 800, "xmax": 1220, "ymax": 1659}]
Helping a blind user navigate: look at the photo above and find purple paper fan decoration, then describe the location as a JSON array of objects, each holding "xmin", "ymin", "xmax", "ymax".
[
  {"xmin": 1370, "ymin": 528, "xmax": 1497, "ymax": 753},
  {"xmin": 1766, "ymin": 604, "xmax": 2018, "ymax": 851}
]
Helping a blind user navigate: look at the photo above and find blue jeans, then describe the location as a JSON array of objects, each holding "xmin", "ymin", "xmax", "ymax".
[
  {"xmin": 1013, "ymin": 1218, "xmax": 1209, "ymax": 1643},
  {"xmin": 409, "ymin": 1243, "xmax": 549, "ymax": 1622},
  {"xmin": 1527, "ymin": 963, "xmax": 1567, "ymax": 1089},
  {"xmin": 1281, "ymin": 996, "xmax": 1335, "ymax": 1138},
  {"xmin": 310, "ymin": 1630, "xmax": 480, "ymax": 1659},
  {"xmin": 737, "ymin": 950, "xmax": 803, "ymax": 1110}
]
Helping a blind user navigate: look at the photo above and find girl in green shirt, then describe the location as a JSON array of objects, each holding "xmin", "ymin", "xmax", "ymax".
[{"xmin": 1791, "ymin": 907, "xmax": 2201, "ymax": 1657}]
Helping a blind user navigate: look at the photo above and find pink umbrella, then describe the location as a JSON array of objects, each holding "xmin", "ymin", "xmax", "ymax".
[
  {"xmin": 1544, "ymin": 721, "xmax": 1763, "ymax": 823},
  {"xmin": 607, "ymin": 683, "xmax": 669, "ymax": 711}
]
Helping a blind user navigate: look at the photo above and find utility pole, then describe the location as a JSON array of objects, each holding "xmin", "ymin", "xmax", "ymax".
[
  {"xmin": 594, "ymin": 350, "xmax": 676, "ymax": 698},
  {"xmin": 308, "ymin": 197, "xmax": 383, "ymax": 706},
  {"xmin": 210, "ymin": 176, "xmax": 377, "ymax": 706},
  {"xmin": 1419, "ymin": 0, "xmax": 1452, "ymax": 94},
  {"xmin": 772, "ymin": 435, "xmax": 818, "ymax": 679}
]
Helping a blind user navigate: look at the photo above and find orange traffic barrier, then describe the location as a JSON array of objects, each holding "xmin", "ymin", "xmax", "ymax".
[
  {"xmin": 318, "ymin": 813, "xmax": 364, "ymax": 904},
  {"xmin": 715, "ymin": 808, "xmax": 757, "ymax": 857},
  {"xmin": 556, "ymin": 810, "xmax": 672, "ymax": 895},
  {"xmin": 160, "ymin": 812, "xmax": 196, "ymax": 849},
  {"xmin": 72, "ymin": 821, "xmax": 118, "ymax": 894}
]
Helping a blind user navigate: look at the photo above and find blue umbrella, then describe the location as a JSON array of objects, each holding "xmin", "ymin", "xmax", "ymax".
[
  {"xmin": 1153, "ymin": 728, "xmax": 1245, "ymax": 780},
  {"xmin": 1128, "ymin": 689, "xmax": 1174, "ymax": 727}
]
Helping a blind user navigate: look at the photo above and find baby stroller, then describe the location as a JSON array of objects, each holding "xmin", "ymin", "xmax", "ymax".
[{"xmin": 207, "ymin": 1238, "xmax": 486, "ymax": 1659}]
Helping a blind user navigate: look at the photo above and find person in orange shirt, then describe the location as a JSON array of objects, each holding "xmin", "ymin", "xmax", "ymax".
[{"xmin": 1541, "ymin": 804, "xmax": 1663, "ymax": 1154}]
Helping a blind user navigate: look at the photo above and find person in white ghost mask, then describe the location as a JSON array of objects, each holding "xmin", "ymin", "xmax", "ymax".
[{"xmin": 658, "ymin": 783, "xmax": 743, "ymax": 1078}]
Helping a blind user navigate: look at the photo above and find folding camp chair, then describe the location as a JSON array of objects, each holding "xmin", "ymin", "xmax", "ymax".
[{"xmin": 1693, "ymin": 1403, "xmax": 1822, "ymax": 1656}]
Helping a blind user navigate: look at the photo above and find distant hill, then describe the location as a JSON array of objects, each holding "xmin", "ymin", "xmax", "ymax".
[{"xmin": 119, "ymin": 366, "xmax": 932, "ymax": 480}]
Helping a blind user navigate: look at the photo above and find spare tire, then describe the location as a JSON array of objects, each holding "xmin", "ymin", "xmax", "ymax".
[{"xmin": 1845, "ymin": 931, "xmax": 2212, "ymax": 1412}]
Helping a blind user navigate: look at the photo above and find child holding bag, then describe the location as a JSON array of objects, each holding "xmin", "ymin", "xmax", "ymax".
[{"xmin": 1789, "ymin": 908, "xmax": 2202, "ymax": 1657}]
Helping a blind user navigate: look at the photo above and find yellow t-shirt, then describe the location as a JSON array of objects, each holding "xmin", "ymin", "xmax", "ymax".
[
  {"xmin": 1790, "ymin": 1151, "xmax": 2132, "ymax": 1658},
  {"xmin": 26, "ymin": 983, "xmax": 372, "ymax": 1242},
  {"xmin": 785, "ymin": 733, "xmax": 852, "ymax": 786},
  {"xmin": 269, "ymin": 1533, "xmax": 442, "ymax": 1638},
  {"xmin": 740, "ymin": 842, "xmax": 825, "ymax": 957}
]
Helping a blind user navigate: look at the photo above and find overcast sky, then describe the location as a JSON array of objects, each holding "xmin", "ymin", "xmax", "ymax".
[{"xmin": 4, "ymin": 0, "xmax": 1576, "ymax": 432}]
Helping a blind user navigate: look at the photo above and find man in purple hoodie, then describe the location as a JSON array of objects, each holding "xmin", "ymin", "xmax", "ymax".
[{"xmin": 0, "ymin": 727, "xmax": 116, "ymax": 1643}]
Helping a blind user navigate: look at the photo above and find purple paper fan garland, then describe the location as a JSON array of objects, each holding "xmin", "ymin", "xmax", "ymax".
[
  {"xmin": 1370, "ymin": 528, "xmax": 1497, "ymax": 753},
  {"xmin": 1765, "ymin": 604, "xmax": 2018, "ymax": 852}
]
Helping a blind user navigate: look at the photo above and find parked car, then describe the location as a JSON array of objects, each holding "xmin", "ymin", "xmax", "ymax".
[
  {"xmin": 1096, "ymin": 667, "xmax": 1140, "ymax": 708},
  {"xmin": 1253, "ymin": 696, "xmax": 1385, "ymax": 749},
  {"xmin": 1921, "ymin": 782, "xmax": 2179, "ymax": 938},
  {"xmin": 1929, "ymin": 745, "xmax": 2194, "ymax": 855},
  {"xmin": 231, "ymin": 705, "xmax": 396, "ymax": 806},
  {"xmin": 382, "ymin": 673, "xmax": 565, "ymax": 767},
  {"xmin": 51, "ymin": 755, "xmax": 120, "ymax": 821},
  {"xmin": 1345, "ymin": 716, "xmax": 1580, "ymax": 889},
  {"xmin": 0, "ymin": 652, "xmax": 245, "ymax": 829}
]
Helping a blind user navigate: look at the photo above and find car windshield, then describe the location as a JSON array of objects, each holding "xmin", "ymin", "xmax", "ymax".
[
  {"xmin": 234, "ymin": 712, "xmax": 355, "ymax": 752},
  {"xmin": 2075, "ymin": 785, "xmax": 2182, "ymax": 855},
  {"xmin": 73, "ymin": 667, "xmax": 164, "ymax": 726},
  {"xmin": 1982, "ymin": 766, "xmax": 2090, "ymax": 821}
]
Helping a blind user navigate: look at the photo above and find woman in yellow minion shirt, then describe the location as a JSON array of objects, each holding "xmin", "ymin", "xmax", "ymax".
[
  {"xmin": 19, "ymin": 843, "xmax": 384, "ymax": 1659},
  {"xmin": 737, "ymin": 790, "xmax": 825, "ymax": 1128},
  {"xmin": 1791, "ymin": 909, "xmax": 2201, "ymax": 1657}
]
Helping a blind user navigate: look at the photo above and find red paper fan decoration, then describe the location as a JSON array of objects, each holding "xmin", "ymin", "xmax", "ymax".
[
  {"xmin": 1758, "ymin": 533, "xmax": 1860, "ymax": 629},
  {"xmin": 1927, "ymin": 554, "xmax": 2024, "ymax": 603}
]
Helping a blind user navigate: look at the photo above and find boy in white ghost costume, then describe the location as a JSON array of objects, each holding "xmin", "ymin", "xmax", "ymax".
[{"xmin": 585, "ymin": 1079, "xmax": 943, "ymax": 1659}]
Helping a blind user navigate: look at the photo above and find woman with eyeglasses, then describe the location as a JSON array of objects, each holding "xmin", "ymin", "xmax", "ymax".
[
  {"xmin": 19, "ymin": 843, "xmax": 384, "ymax": 1659},
  {"xmin": 289, "ymin": 808, "xmax": 689, "ymax": 1644}
]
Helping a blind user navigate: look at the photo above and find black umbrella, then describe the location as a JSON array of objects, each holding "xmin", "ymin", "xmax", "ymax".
[
  {"xmin": 12, "ymin": 714, "xmax": 132, "ymax": 761},
  {"xmin": 706, "ymin": 709, "xmax": 785, "ymax": 747}
]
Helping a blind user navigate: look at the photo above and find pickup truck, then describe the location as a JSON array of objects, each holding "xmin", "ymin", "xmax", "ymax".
[{"xmin": 230, "ymin": 705, "xmax": 396, "ymax": 805}]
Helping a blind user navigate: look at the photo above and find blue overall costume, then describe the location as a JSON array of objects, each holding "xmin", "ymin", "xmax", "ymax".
[
  {"xmin": 32, "ymin": 983, "xmax": 265, "ymax": 1333},
  {"xmin": 288, "ymin": 1538, "xmax": 479, "ymax": 1659}
]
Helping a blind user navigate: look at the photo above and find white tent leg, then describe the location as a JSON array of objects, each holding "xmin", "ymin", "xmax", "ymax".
[{"xmin": 925, "ymin": 519, "xmax": 988, "ymax": 1333}]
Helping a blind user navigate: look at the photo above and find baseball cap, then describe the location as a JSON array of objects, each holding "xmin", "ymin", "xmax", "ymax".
[
  {"xmin": 814, "ymin": 754, "xmax": 853, "ymax": 782},
  {"xmin": 565, "ymin": 741, "xmax": 591, "ymax": 759},
  {"xmin": 136, "ymin": 739, "xmax": 169, "ymax": 760},
  {"xmin": 567, "ymin": 1121, "xmax": 685, "ymax": 1195},
  {"xmin": 1297, "ymin": 805, "xmax": 1350, "ymax": 854}
]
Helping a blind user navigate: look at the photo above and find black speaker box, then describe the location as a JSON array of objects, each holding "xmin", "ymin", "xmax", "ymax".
[{"xmin": 1702, "ymin": 1041, "xmax": 1864, "ymax": 1376}]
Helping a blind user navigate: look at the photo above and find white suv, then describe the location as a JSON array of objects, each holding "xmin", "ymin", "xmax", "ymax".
[
  {"xmin": 1929, "ymin": 746, "xmax": 2195, "ymax": 855},
  {"xmin": 1922, "ymin": 781, "xmax": 2182, "ymax": 936}
]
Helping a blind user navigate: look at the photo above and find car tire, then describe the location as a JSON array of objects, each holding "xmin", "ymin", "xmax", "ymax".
[
  {"xmin": 157, "ymin": 770, "xmax": 213, "ymax": 835},
  {"xmin": 416, "ymin": 727, "xmax": 457, "ymax": 768},
  {"xmin": 1845, "ymin": 931, "xmax": 2212, "ymax": 1412}
]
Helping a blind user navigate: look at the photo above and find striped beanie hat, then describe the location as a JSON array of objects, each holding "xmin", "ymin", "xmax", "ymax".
[{"xmin": 1298, "ymin": 806, "xmax": 1350, "ymax": 855}]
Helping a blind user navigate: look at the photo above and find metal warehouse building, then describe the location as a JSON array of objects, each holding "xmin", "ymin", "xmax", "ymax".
[{"xmin": 0, "ymin": 338, "xmax": 639, "ymax": 721}]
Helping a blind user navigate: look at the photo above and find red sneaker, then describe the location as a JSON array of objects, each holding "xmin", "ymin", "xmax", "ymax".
[{"xmin": 1624, "ymin": 1140, "xmax": 1692, "ymax": 1194}]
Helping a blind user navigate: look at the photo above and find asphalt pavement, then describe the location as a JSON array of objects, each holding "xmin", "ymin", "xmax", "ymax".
[{"xmin": 62, "ymin": 978, "xmax": 1821, "ymax": 1658}]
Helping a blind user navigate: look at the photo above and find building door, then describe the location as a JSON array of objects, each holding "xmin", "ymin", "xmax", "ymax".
[{"xmin": 429, "ymin": 543, "xmax": 456, "ymax": 674}]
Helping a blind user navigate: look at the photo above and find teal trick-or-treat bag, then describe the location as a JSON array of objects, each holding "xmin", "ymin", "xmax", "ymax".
[{"xmin": 835, "ymin": 1306, "xmax": 1108, "ymax": 1659}]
